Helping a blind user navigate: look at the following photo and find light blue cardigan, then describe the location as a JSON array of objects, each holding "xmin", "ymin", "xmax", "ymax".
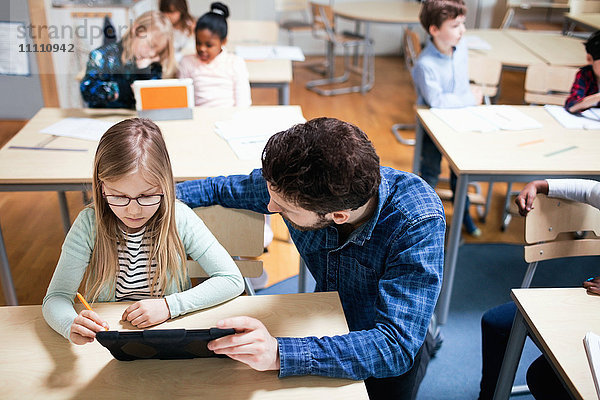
[{"xmin": 42, "ymin": 200, "xmax": 244, "ymax": 341}]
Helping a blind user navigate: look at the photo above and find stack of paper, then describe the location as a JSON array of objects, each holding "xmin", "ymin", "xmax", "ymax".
[
  {"xmin": 431, "ymin": 105, "xmax": 543, "ymax": 132},
  {"xmin": 544, "ymin": 104, "xmax": 600, "ymax": 129},
  {"xmin": 235, "ymin": 45, "xmax": 305, "ymax": 61},
  {"xmin": 584, "ymin": 331, "xmax": 600, "ymax": 398},
  {"xmin": 40, "ymin": 118, "xmax": 115, "ymax": 141},
  {"xmin": 215, "ymin": 108, "xmax": 306, "ymax": 160}
]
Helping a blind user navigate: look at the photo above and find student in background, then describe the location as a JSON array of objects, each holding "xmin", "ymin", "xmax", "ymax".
[
  {"xmin": 412, "ymin": 0, "xmax": 483, "ymax": 237},
  {"xmin": 478, "ymin": 179, "xmax": 600, "ymax": 400},
  {"xmin": 159, "ymin": 0, "xmax": 196, "ymax": 62},
  {"xmin": 176, "ymin": 117, "xmax": 445, "ymax": 400},
  {"xmin": 565, "ymin": 30, "xmax": 600, "ymax": 114},
  {"xmin": 178, "ymin": 2, "xmax": 252, "ymax": 107},
  {"xmin": 80, "ymin": 11, "xmax": 176, "ymax": 109},
  {"xmin": 42, "ymin": 118, "xmax": 244, "ymax": 345}
]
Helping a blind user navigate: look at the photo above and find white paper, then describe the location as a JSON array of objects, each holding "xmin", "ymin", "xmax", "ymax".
[
  {"xmin": 235, "ymin": 45, "xmax": 305, "ymax": 61},
  {"xmin": 0, "ymin": 22, "xmax": 29, "ymax": 76},
  {"xmin": 215, "ymin": 108, "xmax": 306, "ymax": 160},
  {"xmin": 544, "ymin": 104, "xmax": 600, "ymax": 130},
  {"xmin": 584, "ymin": 331, "xmax": 600, "ymax": 399},
  {"xmin": 431, "ymin": 106, "xmax": 543, "ymax": 132},
  {"xmin": 40, "ymin": 118, "xmax": 115, "ymax": 141},
  {"xmin": 464, "ymin": 35, "xmax": 492, "ymax": 51}
]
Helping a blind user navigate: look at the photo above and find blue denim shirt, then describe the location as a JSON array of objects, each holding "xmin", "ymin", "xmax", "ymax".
[
  {"xmin": 176, "ymin": 167, "xmax": 445, "ymax": 380},
  {"xmin": 412, "ymin": 38, "xmax": 475, "ymax": 108}
]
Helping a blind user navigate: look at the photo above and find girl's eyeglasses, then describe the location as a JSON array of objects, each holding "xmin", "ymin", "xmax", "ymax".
[{"xmin": 103, "ymin": 193, "xmax": 164, "ymax": 207}]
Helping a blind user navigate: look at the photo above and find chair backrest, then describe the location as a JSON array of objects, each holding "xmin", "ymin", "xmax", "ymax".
[
  {"xmin": 309, "ymin": 2, "xmax": 335, "ymax": 41},
  {"xmin": 274, "ymin": 0, "xmax": 311, "ymax": 44},
  {"xmin": 403, "ymin": 28, "xmax": 421, "ymax": 72},
  {"xmin": 469, "ymin": 54, "xmax": 502, "ymax": 104},
  {"xmin": 227, "ymin": 20, "xmax": 279, "ymax": 47},
  {"xmin": 524, "ymin": 64, "xmax": 578, "ymax": 105},
  {"xmin": 186, "ymin": 205, "xmax": 264, "ymax": 278},
  {"xmin": 524, "ymin": 194, "xmax": 600, "ymax": 264}
]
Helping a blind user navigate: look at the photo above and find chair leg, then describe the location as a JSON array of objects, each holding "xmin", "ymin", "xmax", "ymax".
[
  {"xmin": 501, "ymin": 183, "xmax": 514, "ymax": 232},
  {"xmin": 244, "ymin": 278, "xmax": 256, "ymax": 296},
  {"xmin": 521, "ymin": 262, "xmax": 538, "ymax": 288},
  {"xmin": 391, "ymin": 123, "xmax": 416, "ymax": 146}
]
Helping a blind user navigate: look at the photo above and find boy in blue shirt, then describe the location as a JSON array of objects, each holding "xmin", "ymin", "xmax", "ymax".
[{"xmin": 412, "ymin": 0, "xmax": 483, "ymax": 236}]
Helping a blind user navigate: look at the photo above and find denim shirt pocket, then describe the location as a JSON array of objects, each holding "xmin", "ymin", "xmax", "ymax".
[{"xmin": 338, "ymin": 255, "xmax": 379, "ymax": 330}]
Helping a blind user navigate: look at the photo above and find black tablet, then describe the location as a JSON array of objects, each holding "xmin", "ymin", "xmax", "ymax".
[{"xmin": 95, "ymin": 328, "xmax": 235, "ymax": 361}]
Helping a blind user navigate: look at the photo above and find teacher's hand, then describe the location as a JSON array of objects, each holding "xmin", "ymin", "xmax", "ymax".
[{"xmin": 207, "ymin": 316, "xmax": 280, "ymax": 371}]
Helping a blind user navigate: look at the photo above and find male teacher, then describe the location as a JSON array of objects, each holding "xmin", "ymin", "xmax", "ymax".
[{"xmin": 176, "ymin": 117, "xmax": 445, "ymax": 400}]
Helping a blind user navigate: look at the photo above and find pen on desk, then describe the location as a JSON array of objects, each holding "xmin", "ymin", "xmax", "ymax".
[
  {"xmin": 76, "ymin": 292, "xmax": 109, "ymax": 330},
  {"xmin": 9, "ymin": 146, "xmax": 88, "ymax": 152},
  {"xmin": 518, "ymin": 139, "xmax": 544, "ymax": 147},
  {"xmin": 544, "ymin": 145, "xmax": 578, "ymax": 157}
]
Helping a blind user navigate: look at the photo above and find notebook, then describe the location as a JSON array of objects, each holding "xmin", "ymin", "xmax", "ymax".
[
  {"xmin": 583, "ymin": 331, "xmax": 600, "ymax": 398},
  {"xmin": 96, "ymin": 327, "xmax": 235, "ymax": 361}
]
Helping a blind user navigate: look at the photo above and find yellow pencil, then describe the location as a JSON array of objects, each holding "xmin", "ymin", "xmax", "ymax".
[{"xmin": 76, "ymin": 292, "xmax": 108, "ymax": 330}]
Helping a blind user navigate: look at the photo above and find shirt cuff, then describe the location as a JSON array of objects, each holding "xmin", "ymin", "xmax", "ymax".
[{"xmin": 277, "ymin": 337, "xmax": 311, "ymax": 377}]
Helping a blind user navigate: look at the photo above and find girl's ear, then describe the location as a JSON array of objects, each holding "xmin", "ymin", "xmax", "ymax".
[
  {"xmin": 221, "ymin": 37, "xmax": 227, "ymax": 47},
  {"xmin": 587, "ymin": 53, "xmax": 594, "ymax": 65}
]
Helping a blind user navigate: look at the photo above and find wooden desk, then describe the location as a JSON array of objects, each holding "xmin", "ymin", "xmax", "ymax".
[
  {"xmin": 0, "ymin": 292, "xmax": 369, "ymax": 399},
  {"xmin": 494, "ymin": 288, "xmax": 600, "ymax": 400},
  {"xmin": 465, "ymin": 29, "xmax": 546, "ymax": 69},
  {"xmin": 416, "ymin": 106, "xmax": 600, "ymax": 324},
  {"xmin": 332, "ymin": 1, "xmax": 422, "ymax": 92},
  {"xmin": 564, "ymin": 12, "xmax": 600, "ymax": 34},
  {"xmin": 0, "ymin": 106, "xmax": 305, "ymax": 305},
  {"xmin": 246, "ymin": 59, "xmax": 293, "ymax": 106},
  {"xmin": 506, "ymin": 30, "xmax": 587, "ymax": 67}
]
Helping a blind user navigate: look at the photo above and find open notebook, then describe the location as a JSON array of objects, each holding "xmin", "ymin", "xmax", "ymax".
[{"xmin": 584, "ymin": 331, "xmax": 600, "ymax": 398}]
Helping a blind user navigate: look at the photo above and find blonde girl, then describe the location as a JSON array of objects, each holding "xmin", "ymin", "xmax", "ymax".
[
  {"xmin": 80, "ymin": 11, "xmax": 177, "ymax": 109},
  {"xmin": 42, "ymin": 118, "xmax": 244, "ymax": 345}
]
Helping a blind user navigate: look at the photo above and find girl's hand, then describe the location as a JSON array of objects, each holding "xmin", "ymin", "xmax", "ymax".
[
  {"xmin": 69, "ymin": 309, "xmax": 109, "ymax": 345},
  {"xmin": 584, "ymin": 277, "xmax": 600, "ymax": 295},
  {"xmin": 135, "ymin": 55, "xmax": 160, "ymax": 69},
  {"xmin": 122, "ymin": 298, "xmax": 171, "ymax": 328}
]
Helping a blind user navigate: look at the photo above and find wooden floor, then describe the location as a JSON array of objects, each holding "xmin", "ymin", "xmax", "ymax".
[{"xmin": 0, "ymin": 55, "xmax": 529, "ymax": 306}]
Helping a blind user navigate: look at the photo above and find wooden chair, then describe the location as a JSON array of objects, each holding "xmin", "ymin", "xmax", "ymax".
[
  {"xmin": 524, "ymin": 64, "xmax": 579, "ymax": 105},
  {"xmin": 305, "ymin": 2, "xmax": 374, "ymax": 96},
  {"xmin": 275, "ymin": 0, "xmax": 312, "ymax": 45},
  {"xmin": 505, "ymin": 193, "xmax": 600, "ymax": 395},
  {"xmin": 186, "ymin": 205, "xmax": 264, "ymax": 295},
  {"xmin": 500, "ymin": 64, "xmax": 579, "ymax": 231},
  {"xmin": 469, "ymin": 54, "xmax": 503, "ymax": 105},
  {"xmin": 521, "ymin": 193, "xmax": 600, "ymax": 287}
]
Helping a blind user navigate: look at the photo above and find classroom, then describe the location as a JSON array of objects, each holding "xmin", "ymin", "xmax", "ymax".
[{"xmin": 1, "ymin": 0, "xmax": 600, "ymax": 399}]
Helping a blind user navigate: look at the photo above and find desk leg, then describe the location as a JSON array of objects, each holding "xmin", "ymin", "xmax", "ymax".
[
  {"xmin": 361, "ymin": 22, "xmax": 371, "ymax": 94},
  {"xmin": 57, "ymin": 191, "xmax": 71, "ymax": 235},
  {"xmin": 435, "ymin": 173, "xmax": 468, "ymax": 324},
  {"xmin": 493, "ymin": 312, "xmax": 527, "ymax": 400},
  {"xmin": 0, "ymin": 223, "xmax": 18, "ymax": 305},
  {"xmin": 298, "ymin": 257, "xmax": 307, "ymax": 293},
  {"xmin": 279, "ymin": 83, "xmax": 290, "ymax": 105},
  {"xmin": 412, "ymin": 123, "xmax": 423, "ymax": 175}
]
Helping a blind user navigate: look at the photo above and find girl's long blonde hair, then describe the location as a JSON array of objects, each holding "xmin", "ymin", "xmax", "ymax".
[
  {"xmin": 84, "ymin": 118, "xmax": 187, "ymax": 302},
  {"xmin": 121, "ymin": 11, "xmax": 176, "ymax": 78}
]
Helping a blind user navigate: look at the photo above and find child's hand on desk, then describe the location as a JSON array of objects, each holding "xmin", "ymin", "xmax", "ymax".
[
  {"xmin": 471, "ymin": 86, "xmax": 484, "ymax": 105},
  {"xmin": 70, "ymin": 310, "xmax": 109, "ymax": 345},
  {"xmin": 584, "ymin": 277, "xmax": 600, "ymax": 295},
  {"xmin": 207, "ymin": 316, "xmax": 280, "ymax": 371},
  {"xmin": 121, "ymin": 298, "xmax": 171, "ymax": 328}
]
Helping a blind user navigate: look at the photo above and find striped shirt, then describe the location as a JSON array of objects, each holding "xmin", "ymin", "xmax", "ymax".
[{"xmin": 115, "ymin": 228, "xmax": 162, "ymax": 301}]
